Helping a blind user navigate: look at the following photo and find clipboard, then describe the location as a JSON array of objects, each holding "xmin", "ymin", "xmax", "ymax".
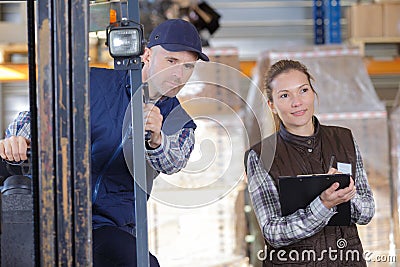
[{"xmin": 278, "ymin": 173, "xmax": 351, "ymax": 226}]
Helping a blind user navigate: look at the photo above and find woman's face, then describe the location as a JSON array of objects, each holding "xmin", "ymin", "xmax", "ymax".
[{"xmin": 268, "ymin": 69, "xmax": 315, "ymax": 135}]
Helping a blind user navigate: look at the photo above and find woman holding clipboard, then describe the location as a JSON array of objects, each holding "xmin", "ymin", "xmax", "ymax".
[{"xmin": 244, "ymin": 59, "xmax": 375, "ymax": 266}]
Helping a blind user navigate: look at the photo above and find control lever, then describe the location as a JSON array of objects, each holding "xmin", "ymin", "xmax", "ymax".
[{"xmin": 142, "ymin": 82, "xmax": 152, "ymax": 141}]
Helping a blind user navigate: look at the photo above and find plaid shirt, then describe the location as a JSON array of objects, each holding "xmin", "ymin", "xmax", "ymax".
[
  {"xmin": 5, "ymin": 111, "xmax": 31, "ymax": 139},
  {"xmin": 6, "ymin": 111, "xmax": 195, "ymax": 174},
  {"xmin": 146, "ymin": 127, "xmax": 194, "ymax": 174},
  {"xmin": 246, "ymin": 140, "xmax": 375, "ymax": 248}
]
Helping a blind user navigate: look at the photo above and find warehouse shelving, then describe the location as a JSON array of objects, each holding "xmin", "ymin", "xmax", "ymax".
[{"xmin": 349, "ymin": 37, "xmax": 400, "ymax": 56}]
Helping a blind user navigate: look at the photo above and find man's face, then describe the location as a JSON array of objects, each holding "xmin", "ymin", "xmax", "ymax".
[{"xmin": 143, "ymin": 46, "xmax": 197, "ymax": 100}]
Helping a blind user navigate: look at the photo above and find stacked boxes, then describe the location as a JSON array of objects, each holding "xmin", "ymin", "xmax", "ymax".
[
  {"xmin": 147, "ymin": 188, "xmax": 248, "ymax": 267},
  {"xmin": 383, "ymin": 3, "xmax": 400, "ymax": 37},
  {"xmin": 389, "ymin": 108, "xmax": 400, "ymax": 261},
  {"xmin": 347, "ymin": 4, "xmax": 383, "ymax": 38},
  {"xmin": 177, "ymin": 47, "xmax": 245, "ymax": 115},
  {"xmin": 147, "ymin": 47, "xmax": 249, "ymax": 266},
  {"xmin": 147, "ymin": 116, "xmax": 249, "ymax": 266},
  {"xmin": 347, "ymin": 3, "xmax": 400, "ymax": 38}
]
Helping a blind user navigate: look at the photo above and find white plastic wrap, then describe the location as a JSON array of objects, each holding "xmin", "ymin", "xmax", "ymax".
[
  {"xmin": 389, "ymin": 105, "xmax": 400, "ymax": 261},
  {"xmin": 147, "ymin": 48, "xmax": 251, "ymax": 266}
]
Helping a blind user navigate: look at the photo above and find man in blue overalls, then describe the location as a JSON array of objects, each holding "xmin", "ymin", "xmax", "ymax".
[{"xmin": 0, "ymin": 19, "xmax": 209, "ymax": 266}]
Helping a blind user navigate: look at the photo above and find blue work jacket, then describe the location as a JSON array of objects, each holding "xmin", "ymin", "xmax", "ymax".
[{"xmin": 90, "ymin": 67, "xmax": 196, "ymax": 229}]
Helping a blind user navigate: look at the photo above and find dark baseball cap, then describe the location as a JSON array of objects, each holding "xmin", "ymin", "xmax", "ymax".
[{"xmin": 147, "ymin": 19, "xmax": 209, "ymax": 61}]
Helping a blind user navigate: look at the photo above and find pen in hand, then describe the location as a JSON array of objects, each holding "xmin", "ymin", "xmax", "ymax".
[{"xmin": 328, "ymin": 155, "xmax": 335, "ymax": 172}]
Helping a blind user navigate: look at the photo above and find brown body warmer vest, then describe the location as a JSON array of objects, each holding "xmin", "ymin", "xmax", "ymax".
[{"xmin": 248, "ymin": 119, "xmax": 367, "ymax": 267}]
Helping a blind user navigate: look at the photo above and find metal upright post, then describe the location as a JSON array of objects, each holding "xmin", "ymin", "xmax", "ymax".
[
  {"xmin": 36, "ymin": 0, "xmax": 91, "ymax": 265},
  {"xmin": 313, "ymin": 0, "xmax": 325, "ymax": 45},
  {"xmin": 325, "ymin": 0, "xmax": 342, "ymax": 44},
  {"xmin": 125, "ymin": 0, "xmax": 150, "ymax": 266},
  {"xmin": 71, "ymin": 1, "xmax": 92, "ymax": 265},
  {"xmin": 27, "ymin": 0, "xmax": 39, "ymax": 264},
  {"xmin": 36, "ymin": 1, "xmax": 57, "ymax": 264}
]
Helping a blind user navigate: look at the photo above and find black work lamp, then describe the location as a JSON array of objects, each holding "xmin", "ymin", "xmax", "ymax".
[{"xmin": 106, "ymin": 19, "xmax": 145, "ymax": 69}]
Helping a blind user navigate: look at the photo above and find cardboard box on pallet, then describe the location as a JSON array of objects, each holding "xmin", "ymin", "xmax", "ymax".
[
  {"xmin": 147, "ymin": 113, "xmax": 248, "ymax": 265},
  {"xmin": 177, "ymin": 47, "xmax": 244, "ymax": 115},
  {"xmin": 389, "ymin": 108, "xmax": 400, "ymax": 258},
  {"xmin": 204, "ymin": 48, "xmax": 241, "ymax": 70},
  {"xmin": 383, "ymin": 3, "xmax": 400, "ymax": 37},
  {"xmin": 317, "ymin": 116, "xmax": 391, "ymax": 255},
  {"xmin": 147, "ymin": 187, "xmax": 248, "ymax": 266},
  {"xmin": 146, "ymin": 67, "xmax": 250, "ymax": 265},
  {"xmin": 347, "ymin": 3, "xmax": 383, "ymax": 38},
  {"xmin": 374, "ymin": 0, "xmax": 400, "ymax": 3}
]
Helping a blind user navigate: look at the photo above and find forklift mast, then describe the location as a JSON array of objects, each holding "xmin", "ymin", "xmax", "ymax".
[{"xmin": 1, "ymin": 0, "xmax": 149, "ymax": 266}]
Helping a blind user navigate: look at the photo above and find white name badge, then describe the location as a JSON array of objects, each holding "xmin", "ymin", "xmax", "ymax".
[{"xmin": 337, "ymin": 162, "xmax": 352, "ymax": 175}]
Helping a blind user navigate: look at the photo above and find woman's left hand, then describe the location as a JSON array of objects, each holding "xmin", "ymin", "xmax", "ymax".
[{"xmin": 320, "ymin": 168, "xmax": 356, "ymax": 209}]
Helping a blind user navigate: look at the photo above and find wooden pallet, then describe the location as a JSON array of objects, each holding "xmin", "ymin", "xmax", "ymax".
[{"xmin": 348, "ymin": 37, "xmax": 400, "ymax": 56}]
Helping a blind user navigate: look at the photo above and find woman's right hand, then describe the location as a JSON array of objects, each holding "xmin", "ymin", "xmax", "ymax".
[
  {"xmin": 0, "ymin": 136, "xmax": 31, "ymax": 162},
  {"xmin": 319, "ymin": 168, "xmax": 356, "ymax": 209}
]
